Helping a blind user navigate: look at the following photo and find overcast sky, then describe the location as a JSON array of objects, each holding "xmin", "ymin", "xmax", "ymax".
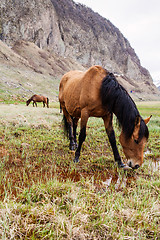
[{"xmin": 74, "ymin": 0, "xmax": 160, "ymax": 84}]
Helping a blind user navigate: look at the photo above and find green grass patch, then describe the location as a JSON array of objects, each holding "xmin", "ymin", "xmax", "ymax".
[{"xmin": 0, "ymin": 102, "xmax": 160, "ymax": 239}]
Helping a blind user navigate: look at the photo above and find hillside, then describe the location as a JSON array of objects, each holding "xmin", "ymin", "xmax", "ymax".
[
  {"xmin": 0, "ymin": 40, "xmax": 84, "ymax": 101},
  {"xmin": 0, "ymin": 0, "xmax": 159, "ymax": 101}
]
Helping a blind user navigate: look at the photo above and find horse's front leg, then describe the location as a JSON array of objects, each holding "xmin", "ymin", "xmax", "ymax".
[
  {"xmin": 74, "ymin": 109, "xmax": 88, "ymax": 163},
  {"xmin": 103, "ymin": 115, "xmax": 125, "ymax": 168},
  {"xmin": 43, "ymin": 102, "xmax": 45, "ymax": 107},
  {"xmin": 33, "ymin": 101, "xmax": 37, "ymax": 107}
]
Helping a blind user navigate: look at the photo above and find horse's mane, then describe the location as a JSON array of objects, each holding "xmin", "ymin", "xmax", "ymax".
[
  {"xmin": 26, "ymin": 98, "xmax": 32, "ymax": 105},
  {"xmin": 101, "ymin": 73, "xmax": 149, "ymax": 140},
  {"xmin": 26, "ymin": 95, "xmax": 35, "ymax": 105}
]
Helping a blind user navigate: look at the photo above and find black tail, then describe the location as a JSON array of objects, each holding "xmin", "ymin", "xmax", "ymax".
[
  {"xmin": 47, "ymin": 98, "xmax": 49, "ymax": 108},
  {"xmin": 60, "ymin": 103, "xmax": 62, "ymax": 113},
  {"xmin": 62, "ymin": 114, "xmax": 70, "ymax": 138}
]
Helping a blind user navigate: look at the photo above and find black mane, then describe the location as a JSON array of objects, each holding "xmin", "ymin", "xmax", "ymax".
[{"xmin": 101, "ymin": 73, "xmax": 149, "ymax": 140}]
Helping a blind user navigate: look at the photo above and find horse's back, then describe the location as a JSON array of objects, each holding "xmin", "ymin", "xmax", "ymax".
[
  {"xmin": 80, "ymin": 66, "xmax": 108, "ymax": 107},
  {"xmin": 59, "ymin": 70, "xmax": 85, "ymax": 116},
  {"xmin": 59, "ymin": 66, "xmax": 108, "ymax": 117},
  {"xmin": 59, "ymin": 70, "xmax": 84, "ymax": 96},
  {"xmin": 32, "ymin": 95, "xmax": 43, "ymax": 102}
]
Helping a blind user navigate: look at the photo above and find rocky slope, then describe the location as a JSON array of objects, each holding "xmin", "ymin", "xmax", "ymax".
[
  {"xmin": 0, "ymin": 39, "xmax": 84, "ymax": 101},
  {"xmin": 0, "ymin": 0, "xmax": 159, "ymax": 99}
]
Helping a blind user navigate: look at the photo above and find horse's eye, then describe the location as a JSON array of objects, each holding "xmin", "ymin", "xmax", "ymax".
[{"xmin": 134, "ymin": 139, "xmax": 139, "ymax": 144}]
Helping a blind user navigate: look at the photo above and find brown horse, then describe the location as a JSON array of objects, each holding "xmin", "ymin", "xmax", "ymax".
[
  {"xmin": 26, "ymin": 95, "xmax": 49, "ymax": 108},
  {"xmin": 59, "ymin": 65, "xmax": 151, "ymax": 169}
]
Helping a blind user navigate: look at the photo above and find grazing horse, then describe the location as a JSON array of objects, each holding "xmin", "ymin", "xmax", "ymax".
[
  {"xmin": 59, "ymin": 65, "xmax": 151, "ymax": 169},
  {"xmin": 26, "ymin": 95, "xmax": 49, "ymax": 108}
]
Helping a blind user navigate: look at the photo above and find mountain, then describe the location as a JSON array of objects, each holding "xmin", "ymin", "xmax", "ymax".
[
  {"xmin": 154, "ymin": 80, "xmax": 160, "ymax": 91},
  {"xmin": 0, "ymin": 0, "xmax": 159, "ymax": 101},
  {"xmin": 0, "ymin": 39, "xmax": 84, "ymax": 101}
]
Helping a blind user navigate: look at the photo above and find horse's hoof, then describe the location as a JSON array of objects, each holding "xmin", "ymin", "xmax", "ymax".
[
  {"xmin": 74, "ymin": 157, "xmax": 79, "ymax": 163},
  {"xmin": 123, "ymin": 165, "xmax": 132, "ymax": 170},
  {"xmin": 121, "ymin": 164, "xmax": 132, "ymax": 170},
  {"xmin": 69, "ymin": 145, "xmax": 75, "ymax": 151},
  {"xmin": 118, "ymin": 162, "xmax": 132, "ymax": 170},
  {"xmin": 118, "ymin": 162, "xmax": 125, "ymax": 168}
]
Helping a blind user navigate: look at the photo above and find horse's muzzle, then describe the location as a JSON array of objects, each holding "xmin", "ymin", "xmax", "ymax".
[{"xmin": 128, "ymin": 160, "xmax": 140, "ymax": 169}]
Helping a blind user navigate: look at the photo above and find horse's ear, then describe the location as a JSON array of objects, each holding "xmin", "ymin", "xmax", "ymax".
[
  {"xmin": 144, "ymin": 115, "xmax": 152, "ymax": 125},
  {"xmin": 132, "ymin": 115, "xmax": 141, "ymax": 140}
]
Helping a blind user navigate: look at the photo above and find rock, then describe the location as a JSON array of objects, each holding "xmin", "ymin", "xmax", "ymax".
[{"xmin": 0, "ymin": 0, "xmax": 159, "ymax": 97}]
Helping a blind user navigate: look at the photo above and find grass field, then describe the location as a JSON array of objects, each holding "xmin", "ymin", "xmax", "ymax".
[{"xmin": 0, "ymin": 101, "xmax": 160, "ymax": 239}]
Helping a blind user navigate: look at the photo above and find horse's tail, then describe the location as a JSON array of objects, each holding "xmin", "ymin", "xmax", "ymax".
[
  {"xmin": 47, "ymin": 98, "xmax": 49, "ymax": 108},
  {"xmin": 62, "ymin": 114, "xmax": 69, "ymax": 138},
  {"xmin": 60, "ymin": 104, "xmax": 69, "ymax": 137},
  {"xmin": 60, "ymin": 103, "xmax": 62, "ymax": 113}
]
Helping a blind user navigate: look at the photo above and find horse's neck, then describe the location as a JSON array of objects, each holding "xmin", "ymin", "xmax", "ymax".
[
  {"xmin": 28, "ymin": 98, "xmax": 32, "ymax": 103},
  {"xmin": 112, "ymin": 97, "xmax": 138, "ymax": 127}
]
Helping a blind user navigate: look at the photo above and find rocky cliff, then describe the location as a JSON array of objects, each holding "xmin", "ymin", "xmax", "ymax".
[{"xmin": 0, "ymin": 0, "xmax": 159, "ymax": 97}]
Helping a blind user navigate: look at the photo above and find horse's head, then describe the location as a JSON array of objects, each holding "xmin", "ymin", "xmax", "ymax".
[{"xmin": 119, "ymin": 115, "xmax": 152, "ymax": 169}]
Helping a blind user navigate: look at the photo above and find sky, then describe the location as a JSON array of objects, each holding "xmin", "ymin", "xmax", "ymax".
[{"xmin": 74, "ymin": 0, "xmax": 160, "ymax": 84}]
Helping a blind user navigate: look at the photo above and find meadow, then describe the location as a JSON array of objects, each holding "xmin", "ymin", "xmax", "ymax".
[{"xmin": 0, "ymin": 101, "xmax": 160, "ymax": 240}]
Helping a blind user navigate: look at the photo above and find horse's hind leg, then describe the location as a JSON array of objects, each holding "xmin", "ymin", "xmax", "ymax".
[
  {"xmin": 103, "ymin": 114, "xmax": 125, "ymax": 168},
  {"xmin": 72, "ymin": 117, "xmax": 79, "ymax": 148},
  {"xmin": 43, "ymin": 102, "xmax": 45, "ymax": 107},
  {"xmin": 74, "ymin": 108, "xmax": 89, "ymax": 163}
]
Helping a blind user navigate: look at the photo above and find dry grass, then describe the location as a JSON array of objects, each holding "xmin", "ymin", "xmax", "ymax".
[
  {"xmin": 0, "ymin": 102, "xmax": 160, "ymax": 239},
  {"xmin": 0, "ymin": 103, "xmax": 60, "ymax": 128}
]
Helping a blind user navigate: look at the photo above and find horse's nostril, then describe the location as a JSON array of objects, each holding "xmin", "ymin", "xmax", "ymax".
[
  {"xmin": 128, "ymin": 161, "xmax": 140, "ymax": 169},
  {"xmin": 134, "ymin": 164, "xmax": 140, "ymax": 169},
  {"xmin": 128, "ymin": 161, "xmax": 132, "ymax": 168}
]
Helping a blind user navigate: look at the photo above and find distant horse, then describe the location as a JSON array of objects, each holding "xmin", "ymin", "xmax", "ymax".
[
  {"xmin": 59, "ymin": 65, "xmax": 151, "ymax": 169},
  {"xmin": 26, "ymin": 95, "xmax": 49, "ymax": 108}
]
